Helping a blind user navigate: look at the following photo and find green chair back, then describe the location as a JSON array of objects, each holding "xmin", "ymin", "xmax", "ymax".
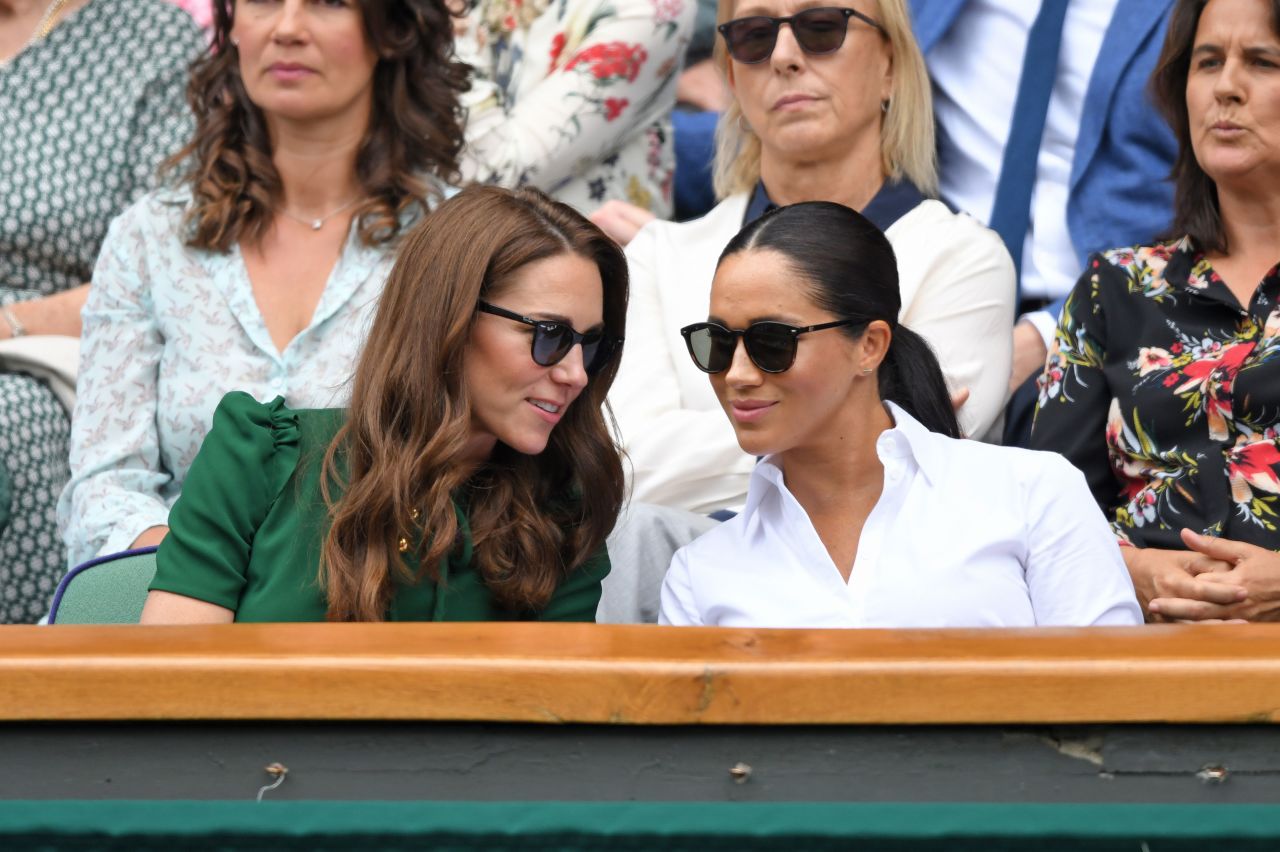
[{"xmin": 48, "ymin": 547, "xmax": 158, "ymax": 624}]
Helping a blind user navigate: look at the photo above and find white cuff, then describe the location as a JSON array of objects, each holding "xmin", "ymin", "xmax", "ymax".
[{"xmin": 1019, "ymin": 309, "xmax": 1058, "ymax": 349}]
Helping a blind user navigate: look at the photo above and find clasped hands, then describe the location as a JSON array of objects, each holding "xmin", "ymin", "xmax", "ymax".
[{"xmin": 1127, "ymin": 528, "xmax": 1280, "ymax": 623}]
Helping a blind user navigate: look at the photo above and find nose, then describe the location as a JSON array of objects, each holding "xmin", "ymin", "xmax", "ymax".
[
  {"xmin": 550, "ymin": 343, "xmax": 590, "ymax": 394},
  {"xmin": 723, "ymin": 337, "xmax": 763, "ymax": 388},
  {"xmin": 1214, "ymin": 55, "xmax": 1246, "ymax": 103},
  {"xmin": 769, "ymin": 21, "xmax": 804, "ymax": 70},
  {"xmin": 272, "ymin": 0, "xmax": 308, "ymax": 41}
]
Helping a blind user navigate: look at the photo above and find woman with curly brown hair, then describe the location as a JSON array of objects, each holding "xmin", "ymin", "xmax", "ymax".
[
  {"xmin": 58, "ymin": 0, "xmax": 468, "ymax": 575},
  {"xmin": 140, "ymin": 186, "xmax": 627, "ymax": 623}
]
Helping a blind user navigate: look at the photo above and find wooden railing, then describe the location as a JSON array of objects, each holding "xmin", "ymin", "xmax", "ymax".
[{"xmin": 2, "ymin": 623, "xmax": 1280, "ymax": 724}]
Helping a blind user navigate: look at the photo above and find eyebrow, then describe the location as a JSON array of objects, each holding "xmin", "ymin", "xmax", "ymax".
[
  {"xmin": 732, "ymin": 0, "xmax": 830, "ymax": 17},
  {"xmin": 707, "ymin": 313, "xmax": 803, "ymax": 326},
  {"xmin": 1193, "ymin": 43, "xmax": 1280, "ymax": 57},
  {"xmin": 527, "ymin": 312, "xmax": 606, "ymax": 332}
]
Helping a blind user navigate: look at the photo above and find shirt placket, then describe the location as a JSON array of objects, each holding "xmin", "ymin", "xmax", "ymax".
[{"xmin": 846, "ymin": 435, "xmax": 915, "ymax": 625}]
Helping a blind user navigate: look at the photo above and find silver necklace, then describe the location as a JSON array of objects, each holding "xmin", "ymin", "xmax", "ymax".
[
  {"xmin": 0, "ymin": 0, "xmax": 71, "ymax": 70},
  {"xmin": 278, "ymin": 197, "xmax": 360, "ymax": 231}
]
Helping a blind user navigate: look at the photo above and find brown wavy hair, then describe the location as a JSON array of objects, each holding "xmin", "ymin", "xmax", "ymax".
[
  {"xmin": 167, "ymin": 0, "xmax": 469, "ymax": 251},
  {"xmin": 1151, "ymin": 0, "xmax": 1280, "ymax": 253},
  {"xmin": 319, "ymin": 186, "xmax": 629, "ymax": 621}
]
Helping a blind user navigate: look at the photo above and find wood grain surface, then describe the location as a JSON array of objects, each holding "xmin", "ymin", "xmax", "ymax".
[{"xmin": 2, "ymin": 623, "xmax": 1279, "ymax": 724}]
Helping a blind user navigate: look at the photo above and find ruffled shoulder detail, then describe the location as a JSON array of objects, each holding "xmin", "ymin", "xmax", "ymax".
[
  {"xmin": 207, "ymin": 392, "xmax": 301, "ymax": 509},
  {"xmin": 152, "ymin": 393, "xmax": 304, "ymax": 610}
]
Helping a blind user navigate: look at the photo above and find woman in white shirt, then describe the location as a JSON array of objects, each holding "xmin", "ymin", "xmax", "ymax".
[
  {"xmin": 659, "ymin": 202, "xmax": 1141, "ymax": 628},
  {"xmin": 602, "ymin": 0, "xmax": 1014, "ymax": 515}
]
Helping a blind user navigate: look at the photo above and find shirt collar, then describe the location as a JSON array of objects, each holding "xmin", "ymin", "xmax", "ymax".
[
  {"xmin": 739, "ymin": 401, "xmax": 943, "ymax": 527},
  {"xmin": 880, "ymin": 401, "xmax": 942, "ymax": 487},
  {"xmin": 742, "ymin": 179, "xmax": 926, "ymax": 230}
]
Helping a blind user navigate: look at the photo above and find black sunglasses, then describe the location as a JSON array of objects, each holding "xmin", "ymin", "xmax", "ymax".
[
  {"xmin": 680, "ymin": 319, "xmax": 857, "ymax": 374},
  {"xmin": 478, "ymin": 301, "xmax": 617, "ymax": 374},
  {"xmin": 717, "ymin": 6, "xmax": 885, "ymax": 64}
]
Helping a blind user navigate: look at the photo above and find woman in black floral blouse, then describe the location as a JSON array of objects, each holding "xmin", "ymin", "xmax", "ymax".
[{"xmin": 1032, "ymin": 0, "xmax": 1280, "ymax": 623}]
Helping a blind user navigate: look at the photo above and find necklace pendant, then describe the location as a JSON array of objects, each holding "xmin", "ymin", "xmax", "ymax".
[{"xmin": 311, "ymin": 218, "xmax": 323, "ymax": 231}]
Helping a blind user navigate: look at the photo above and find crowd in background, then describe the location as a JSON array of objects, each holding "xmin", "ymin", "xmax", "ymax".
[{"xmin": 2, "ymin": 0, "xmax": 1279, "ymax": 628}]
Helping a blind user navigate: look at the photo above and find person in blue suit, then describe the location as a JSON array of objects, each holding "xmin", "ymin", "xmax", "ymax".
[{"xmin": 909, "ymin": 0, "xmax": 1177, "ymax": 443}]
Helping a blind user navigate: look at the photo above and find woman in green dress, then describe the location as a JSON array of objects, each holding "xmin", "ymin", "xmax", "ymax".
[{"xmin": 141, "ymin": 186, "xmax": 628, "ymax": 623}]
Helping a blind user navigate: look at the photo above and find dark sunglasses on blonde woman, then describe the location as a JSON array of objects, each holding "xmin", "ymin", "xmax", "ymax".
[
  {"xmin": 681, "ymin": 319, "xmax": 858, "ymax": 374},
  {"xmin": 478, "ymin": 301, "xmax": 618, "ymax": 374},
  {"xmin": 716, "ymin": 6, "xmax": 886, "ymax": 65}
]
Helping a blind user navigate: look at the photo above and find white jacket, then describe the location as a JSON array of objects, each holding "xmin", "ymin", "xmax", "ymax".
[{"xmin": 610, "ymin": 191, "xmax": 1015, "ymax": 515}]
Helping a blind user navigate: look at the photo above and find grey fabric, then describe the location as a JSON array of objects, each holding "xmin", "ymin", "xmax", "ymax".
[
  {"xmin": 599, "ymin": 502, "xmax": 718, "ymax": 624},
  {"xmin": 0, "ymin": 372, "xmax": 69, "ymax": 622},
  {"xmin": 0, "ymin": 443, "xmax": 9, "ymax": 533},
  {"xmin": 0, "ymin": 0, "xmax": 200, "ymax": 622},
  {"xmin": 0, "ymin": 0, "xmax": 202, "ymax": 298}
]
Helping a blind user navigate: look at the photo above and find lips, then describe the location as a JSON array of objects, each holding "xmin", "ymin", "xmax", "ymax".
[
  {"xmin": 772, "ymin": 93, "xmax": 817, "ymax": 111},
  {"xmin": 527, "ymin": 398, "xmax": 566, "ymax": 425},
  {"xmin": 267, "ymin": 62, "xmax": 316, "ymax": 81},
  {"xmin": 729, "ymin": 398, "xmax": 777, "ymax": 424}
]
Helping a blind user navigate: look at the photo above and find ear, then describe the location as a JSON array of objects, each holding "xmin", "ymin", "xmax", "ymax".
[
  {"xmin": 858, "ymin": 320, "xmax": 893, "ymax": 373},
  {"xmin": 879, "ymin": 35, "xmax": 894, "ymax": 103}
]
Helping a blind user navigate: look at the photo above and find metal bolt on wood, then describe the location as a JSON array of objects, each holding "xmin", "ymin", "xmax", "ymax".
[{"xmin": 1197, "ymin": 764, "xmax": 1229, "ymax": 784}]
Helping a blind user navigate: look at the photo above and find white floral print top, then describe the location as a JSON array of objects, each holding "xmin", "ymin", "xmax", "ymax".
[
  {"xmin": 456, "ymin": 0, "xmax": 694, "ymax": 217},
  {"xmin": 57, "ymin": 190, "xmax": 402, "ymax": 568}
]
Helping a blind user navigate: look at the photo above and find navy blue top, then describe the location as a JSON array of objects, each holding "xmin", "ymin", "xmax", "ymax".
[{"xmin": 743, "ymin": 179, "xmax": 927, "ymax": 230}]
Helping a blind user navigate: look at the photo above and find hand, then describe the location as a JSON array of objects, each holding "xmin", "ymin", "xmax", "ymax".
[
  {"xmin": 1121, "ymin": 540, "xmax": 1244, "ymax": 621},
  {"xmin": 676, "ymin": 60, "xmax": 731, "ymax": 112},
  {"xmin": 0, "ymin": 285, "xmax": 89, "ymax": 338},
  {"xmin": 130, "ymin": 525, "xmax": 170, "ymax": 549},
  {"xmin": 1147, "ymin": 530, "xmax": 1280, "ymax": 622},
  {"xmin": 950, "ymin": 387, "xmax": 970, "ymax": 413},
  {"xmin": 590, "ymin": 200, "xmax": 657, "ymax": 247},
  {"xmin": 1010, "ymin": 320, "xmax": 1049, "ymax": 395}
]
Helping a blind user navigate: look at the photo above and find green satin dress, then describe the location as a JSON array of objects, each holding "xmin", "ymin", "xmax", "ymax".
[{"xmin": 149, "ymin": 392, "xmax": 609, "ymax": 622}]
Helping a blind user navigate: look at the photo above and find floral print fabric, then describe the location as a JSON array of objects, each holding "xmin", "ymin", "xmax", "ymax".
[
  {"xmin": 57, "ymin": 190, "xmax": 398, "ymax": 570},
  {"xmin": 456, "ymin": 0, "xmax": 694, "ymax": 217},
  {"xmin": 1032, "ymin": 237, "xmax": 1280, "ymax": 551}
]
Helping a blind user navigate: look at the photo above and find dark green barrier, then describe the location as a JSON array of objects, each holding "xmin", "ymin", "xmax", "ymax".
[{"xmin": 3, "ymin": 802, "xmax": 1280, "ymax": 850}]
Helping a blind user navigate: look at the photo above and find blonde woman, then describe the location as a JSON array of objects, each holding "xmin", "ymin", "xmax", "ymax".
[{"xmin": 602, "ymin": 0, "xmax": 1014, "ymax": 515}]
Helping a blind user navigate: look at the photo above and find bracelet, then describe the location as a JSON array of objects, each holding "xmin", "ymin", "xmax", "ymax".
[{"xmin": 0, "ymin": 305, "xmax": 25, "ymax": 339}]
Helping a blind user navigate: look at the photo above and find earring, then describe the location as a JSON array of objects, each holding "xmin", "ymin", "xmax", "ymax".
[
  {"xmin": 231, "ymin": 36, "xmax": 240, "ymax": 47},
  {"xmin": 861, "ymin": 367, "xmax": 874, "ymax": 375},
  {"xmin": 880, "ymin": 98, "xmax": 890, "ymax": 114}
]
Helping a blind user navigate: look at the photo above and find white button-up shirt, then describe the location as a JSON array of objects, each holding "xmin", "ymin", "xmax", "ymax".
[
  {"xmin": 929, "ymin": 0, "xmax": 1119, "ymax": 303},
  {"xmin": 659, "ymin": 403, "xmax": 1142, "ymax": 628}
]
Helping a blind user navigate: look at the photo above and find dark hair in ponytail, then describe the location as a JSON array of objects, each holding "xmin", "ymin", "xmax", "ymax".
[{"xmin": 718, "ymin": 201, "xmax": 960, "ymax": 438}]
